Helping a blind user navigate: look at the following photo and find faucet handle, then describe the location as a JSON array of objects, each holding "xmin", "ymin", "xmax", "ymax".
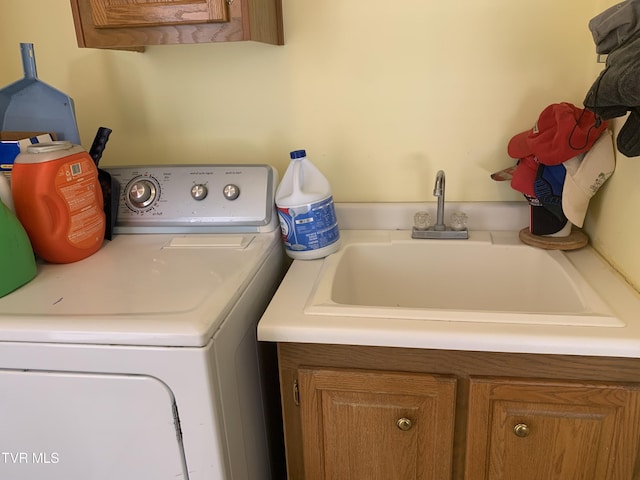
[
  {"xmin": 413, "ymin": 211, "xmax": 432, "ymax": 230},
  {"xmin": 450, "ymin": 211, "xmax": 468, "ymax": 231}
]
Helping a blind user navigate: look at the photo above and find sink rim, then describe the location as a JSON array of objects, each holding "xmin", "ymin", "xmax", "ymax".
[{"xmin": 304, "ymin": 230, "xmax": 624, "ymax": 328}]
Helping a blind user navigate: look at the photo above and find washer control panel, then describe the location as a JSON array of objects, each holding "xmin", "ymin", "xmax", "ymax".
[{"xmin": 104, "ymin": 164, "xmax": 277, "ymax": 233}]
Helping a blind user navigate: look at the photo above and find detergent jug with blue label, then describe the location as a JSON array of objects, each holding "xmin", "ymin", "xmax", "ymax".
[{"xmin": 275, "ymin": 149, "xmax": 340, "ymax": 260}]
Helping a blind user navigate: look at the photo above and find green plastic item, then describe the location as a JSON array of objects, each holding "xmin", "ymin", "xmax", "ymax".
[{"xmin": 0, "ymin": 198, "xmax": 36, "ymax": 298}]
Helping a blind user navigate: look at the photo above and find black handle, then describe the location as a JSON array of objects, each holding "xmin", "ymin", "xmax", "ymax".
[{"xmin": 89, "ymin": 127, "xmax": 112, "ymax": 166}]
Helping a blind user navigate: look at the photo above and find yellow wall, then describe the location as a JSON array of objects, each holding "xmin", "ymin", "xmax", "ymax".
[{"xmin": 2, "ymin": 0, "xmax": 639, "ymax": 290}]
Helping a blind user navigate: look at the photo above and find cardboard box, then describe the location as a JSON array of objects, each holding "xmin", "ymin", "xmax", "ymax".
[{"xmin": 0, "ymin": 131, "xmax": 56, "ymax": 172}]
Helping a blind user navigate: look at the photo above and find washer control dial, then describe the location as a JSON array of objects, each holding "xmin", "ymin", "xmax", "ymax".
[
  {"xmin": 127, "ymin": 178, "xmax": 158, "ymax": 209},
  {"xmin": 223, "ymin": 184, "xmax": 240, "ymax": 201},
  {"xmin": 191, "ymin": 184, "xmax": 208, "ymax": 201}
]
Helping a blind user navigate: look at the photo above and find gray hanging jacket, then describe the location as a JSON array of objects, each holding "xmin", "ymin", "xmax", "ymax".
[{"xmin": 583, "ymin": 0, "xmax": 640, "ymax": 156}]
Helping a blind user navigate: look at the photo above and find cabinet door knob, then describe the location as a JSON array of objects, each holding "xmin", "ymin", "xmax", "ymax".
[
  {"xmin": 513, "ymin": 423, "xmax": 530, "ymax": 438},
  {"xmin": 396, "ymin": 417, "xmax": 413, "ymax": 431}
]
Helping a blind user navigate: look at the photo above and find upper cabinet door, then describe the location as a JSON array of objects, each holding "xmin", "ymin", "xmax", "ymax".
[
  {"xmin": 70, "ymin": 0, "xmax": 284, "ymax": 49},
  {"xmin": 89, "ymin": 0, "xmax": 228, "ymax": 28}
]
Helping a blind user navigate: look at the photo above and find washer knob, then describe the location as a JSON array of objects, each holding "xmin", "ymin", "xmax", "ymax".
[
  {"xmin": 128, "ymin": 180, "xmax": 156, "ymax": 208},
  {"xmin": 223, "ymin": 184, "xmax": 240, "ymax": 201},
  {"xmin": 191, "ymin": 184, "xmax": 208, "ymax": 201}
]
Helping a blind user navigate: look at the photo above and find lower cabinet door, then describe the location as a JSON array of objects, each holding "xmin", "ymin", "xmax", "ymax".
[
  {"xmin": 465, "ymin": 376, "xmax": 640, "ymax": 480},
  {"xmin": 298, "ymin": 367, "xmax": 457, "ymax": 480}
]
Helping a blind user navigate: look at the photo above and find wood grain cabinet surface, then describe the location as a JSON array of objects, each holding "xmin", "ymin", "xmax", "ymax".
[
  {"xmin": 277, "ymin": 343, "xmax": 640, "ymax": 480},
  {"xmin": 298, "ymin": 367, "xmax": 456, "ymax": 480},
  {"xmin": 70, "ymin": 0, "xmax": 284, "ymax": 50},
  {"xmin": 466, "ymin": 377, "xmax": 640, "ymax": 480}
]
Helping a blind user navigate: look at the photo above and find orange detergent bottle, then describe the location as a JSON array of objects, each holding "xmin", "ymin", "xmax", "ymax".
[{"xmin": 11, "ymin": 141, "xmax": 106, "ymax": 263}]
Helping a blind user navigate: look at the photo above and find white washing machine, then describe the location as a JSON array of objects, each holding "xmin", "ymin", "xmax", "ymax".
[{"xmin": 0, "ymin": 164, "xmax": 287, "ymax": 480}]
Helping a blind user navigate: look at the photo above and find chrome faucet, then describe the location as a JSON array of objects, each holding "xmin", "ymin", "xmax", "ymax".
[
  {"xmin": 433, "ymin": 170, "xmax": 446, "ymax": 231},
  {"xmin": 411, "ymin": 169, "xmax": 468, "ymax": 239}
]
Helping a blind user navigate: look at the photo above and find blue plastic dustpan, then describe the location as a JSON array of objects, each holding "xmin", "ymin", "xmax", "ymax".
[{"xmin": 0, "ymin": 43, "xmax": 80, "ymax": 144}]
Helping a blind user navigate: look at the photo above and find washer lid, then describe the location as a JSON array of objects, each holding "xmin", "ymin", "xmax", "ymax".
[{"xmin": 0, "ymin": 232, "xmax": 279, "ymax": 347}]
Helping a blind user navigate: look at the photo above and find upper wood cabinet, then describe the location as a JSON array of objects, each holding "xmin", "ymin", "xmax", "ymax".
[
  {"xmin": 88, "ymin": 0, "xmax": 229, "ymax": 29},
  {"xmin": 70, "ymin": 0, "xmax": 284, "ymax": 50}
]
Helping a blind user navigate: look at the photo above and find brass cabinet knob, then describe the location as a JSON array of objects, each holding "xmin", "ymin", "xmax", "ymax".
[
  {"xmin": 513, "ymin": 423, "xmax": 530, "ymax": 438},
  {"xmin": 396, "ymin": 417, "xmax": 413, "ymax": 431}
]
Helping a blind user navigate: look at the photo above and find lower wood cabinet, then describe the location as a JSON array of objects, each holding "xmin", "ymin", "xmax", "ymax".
[
  {"xmin": 466, "ymin": 377, "xmax": 640, "ymax": 480},
  {"xmin": 277, "ymin": 343, "xmax": 640, "ymax": 480},
  {"xmin": 298, "ymin": 368, "xmax": 456, "ymax": 479}
]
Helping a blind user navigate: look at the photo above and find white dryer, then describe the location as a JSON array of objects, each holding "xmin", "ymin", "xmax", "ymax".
[{"xmin": 0, "ymin": 164, "xmax": 287, "ymax": 480}]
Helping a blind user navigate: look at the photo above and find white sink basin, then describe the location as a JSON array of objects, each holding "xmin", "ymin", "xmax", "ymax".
[{"xmin": 305, "ymin": 231, "xmax": 623, "ymax": 327}]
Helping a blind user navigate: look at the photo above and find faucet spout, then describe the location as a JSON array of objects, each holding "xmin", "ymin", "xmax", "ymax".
[
  {"xmin": 411, "ymin": 168, "xmax": 467, "ymax": 239},
  {"xmin": 433, "ymin": 170, "xmax": 445, "ymax": 196},
  {"xmin": 433, "ymin": 170, "xmax": 446, "ymax": 230}
]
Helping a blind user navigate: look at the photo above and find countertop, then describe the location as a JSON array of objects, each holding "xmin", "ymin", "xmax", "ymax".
[{"xmin": 257, "ymin": 202, "xmax": 640, "ymax": 358}]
